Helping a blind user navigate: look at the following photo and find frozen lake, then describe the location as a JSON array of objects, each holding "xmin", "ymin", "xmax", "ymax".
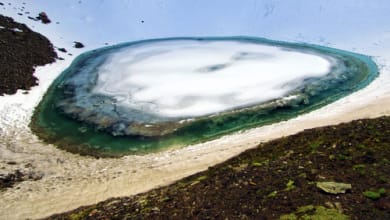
[{"xmin": 31, "ymin": 37, "xmax": 377, "ymax": 156}]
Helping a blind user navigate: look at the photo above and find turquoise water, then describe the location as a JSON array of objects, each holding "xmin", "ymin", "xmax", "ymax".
[{"xmin": 30, "ymin": 37, "xmax": 378, "ymax": 157}]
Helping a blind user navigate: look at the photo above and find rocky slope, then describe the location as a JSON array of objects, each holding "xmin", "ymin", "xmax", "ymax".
[
  {"xmin": 49, "ymin": 116, "xmax": 390, "ymax": 219},
  {"xmin": 0, "ymin": 14, "xmax": 57, "ymax": 95}
]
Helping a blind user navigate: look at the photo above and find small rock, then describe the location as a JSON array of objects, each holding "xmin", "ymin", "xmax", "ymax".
[
  {"xmin": 88, "ymin": 209, "xmax": 98, "ymax": 216},
  {"xmin": 58, "ymin": 48, "xmax": 67, "ymax": 53},
  {"xmin": 36, "ymin": 12, "xmax": 51, "ymax": 24},
  {"xmin": 27, "ymin": 16, "xmax": 37, "ymax": 21},
  {"xmin": 151, "ymin": 207, "xmax": 160, "ymax": 212},
  {"xmin": 316, "ymin": 181, "xmax": 352, "ymax": 194},
  {"xmin": 73, "ymin": 41, "xmax": 84, "ymax": 48}
]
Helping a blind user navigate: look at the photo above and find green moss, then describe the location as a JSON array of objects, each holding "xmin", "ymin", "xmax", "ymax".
[
  {"xmin": 363, "ymin": 191, "xmax": 381, "ymax": 200},
  {"xmin": 196, "ymin": 175, "xmax": 208, "ymax": 181},
  {"xmin": 69, "ymin": 212, "xmax": 86, "ymax": 220},
  {"xmin": 352, "ymin": 164, "xmax": 366, "ymax": 175},
  {"xmin": 267, "ymin": 190, "xmax": 278, "ymax": 198},
  {"xmin": 138, "ymin": 199, "xmax": 149, "ymax": 207},
  {"xmin": 285, "ymin": 180, "xmax": 295, "ymax": 191},
  {"xmin": 69, "ymin": 207, "xmax": 95, "ymax": 220},
  {"xmin": 363, "ymin": 188, "xmax": 386, "ymax": 200},
  {"xmin": 280, "ymin": 213, "xmax": 297, "ymax": 220},
  {"xmin": 352, "ymin": 164, "xmax": 366, "ymax": 170},
  {"xmin": 190, "ymin": 175, "xmax": 208, "ymax": 186},
  {"xmin": 296, "ymin": 205, "xmax": 315, "ymax": 213},
  {"xmin": 252, "ymin": 159, "xmax": 270, "ymax": 167},
  {"xmin": 252, "ymin": 161, "xmax": 263, "ymax": 167},
  {"xmin": 378, "ymin": 188, "xmax": 386, "ymax": 194},
  {"xmin": 337, "ymin": 154, "xmax": 348, "ymax": 161},
  {"xmin": 356, "ymin": 144, "xmax": 367, "ymax": 150},
  {"xmin": 280, "ymin": 205, "xmax": 350, "ymax": 220},
  {"xmin": 310, "ymin": 140, "xmax": 323, "ymax": 152}
]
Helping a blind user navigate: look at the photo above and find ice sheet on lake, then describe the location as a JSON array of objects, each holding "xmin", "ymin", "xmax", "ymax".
[{"xmin": 93, "ymin": 40, "xmax": 331, "ymax": 118}]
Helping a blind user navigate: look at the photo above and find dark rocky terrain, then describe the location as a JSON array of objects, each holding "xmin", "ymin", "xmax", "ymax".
[
  {"xmin": 0, "ymin": 14, "xmax": 57, "ymax": 95},
  {"xmin": 0, "ymin": 168, "xmax": 43, "ymax": 191},
  {"xmin": 48, "ymin": 116, "xmax": 390, "ymax": 219}
]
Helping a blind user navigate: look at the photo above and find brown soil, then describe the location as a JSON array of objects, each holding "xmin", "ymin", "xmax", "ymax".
[
  {"xmin": 48, "ymin": 116, "xmax": 390, "ymax": 219},
  {"xmin": 0, "ymin": 14, "xmax": 57, "ymax": 95}
]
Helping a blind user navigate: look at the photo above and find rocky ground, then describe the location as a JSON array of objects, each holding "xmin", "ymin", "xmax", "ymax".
[
  {"xmin": 48, "ymin": 116, "xmax": 390, "ymax": 219},
  {"xmin": 0, "ymin": 14, "xmax": 57, "ymax": 95},
  {"xmin": 0, "ymin": 168, "xmax": 43, "ymax": 191}
]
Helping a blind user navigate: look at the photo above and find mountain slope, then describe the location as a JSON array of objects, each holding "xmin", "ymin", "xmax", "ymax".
[{"xmin": 49, "ymin": 116, "xmax": 390, "ymax": 219}]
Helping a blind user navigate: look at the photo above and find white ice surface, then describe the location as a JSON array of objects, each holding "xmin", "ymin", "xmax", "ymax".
[
  {"xmin": 94, "ymin": 40, "xmax": 330, "ymax": 117},
  {"xmin": 0, "ymin": 1, "xmax": 390, "ymax": 219}
]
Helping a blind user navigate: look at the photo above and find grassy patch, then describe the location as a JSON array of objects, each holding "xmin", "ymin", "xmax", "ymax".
[
  {"xmin": 363, "ymin": 188, "xmax": 386, "ymax": 200},
  {"xmin": 352, "ymin": 164, "xmax": 366, "ymax": 175},
  {"xmin": 309, "ymin": 140, "xmax": 324, "ymax": 152},
  {"xmin": 280, "ymin": 205, "xmax": 350, "ymax": 220},
  {"xmin": 285, "ymin": 180, "xmax": 296, "ymax": 191}
]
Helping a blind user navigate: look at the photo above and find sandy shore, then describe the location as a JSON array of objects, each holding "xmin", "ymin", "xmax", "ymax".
[{"xmin": 0, "ymin": 49, "xmax": 389, "ymax": 219}]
